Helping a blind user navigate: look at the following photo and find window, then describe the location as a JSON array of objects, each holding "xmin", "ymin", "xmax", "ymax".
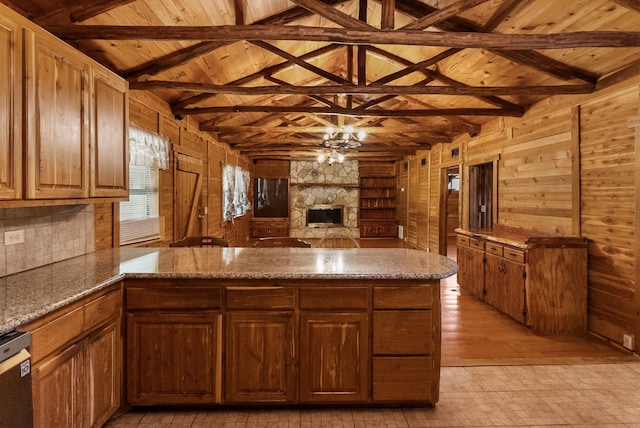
[
  {"xmin": 119, "ymin": 164, "xmax": 160, "ymax": 245},
  {"xmin": 119, "ymin": 125, "xmax": 169, "ymax": 245}
]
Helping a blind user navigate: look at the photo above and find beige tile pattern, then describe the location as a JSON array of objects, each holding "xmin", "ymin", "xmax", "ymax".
[
  {"xmin": 106, "ymin": 362, "xmax": 640, "ymax": 427},
  {"xmin": 0, "ymin": 204, "xmax": 94, "ymax": 276}
]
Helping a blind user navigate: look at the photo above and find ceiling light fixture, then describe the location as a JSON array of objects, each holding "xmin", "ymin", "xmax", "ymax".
[{"xmin": 317, "ymin": 126, "xmax": 366, "ymax": 164}]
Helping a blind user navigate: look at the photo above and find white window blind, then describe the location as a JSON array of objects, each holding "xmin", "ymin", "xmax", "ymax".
[{"xmin": 120, "ymin": 165, "xmax": 160, "ymax": 245}]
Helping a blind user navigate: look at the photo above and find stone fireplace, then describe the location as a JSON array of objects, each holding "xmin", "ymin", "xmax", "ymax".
[{"xmin": 290, "ymin": 160, "xmax": 359, "ymax": 239}]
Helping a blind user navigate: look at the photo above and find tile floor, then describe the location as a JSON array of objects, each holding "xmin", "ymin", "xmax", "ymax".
[{"xmin": 106, "ymin": 362, "xmax": 640, "ymax": 427}]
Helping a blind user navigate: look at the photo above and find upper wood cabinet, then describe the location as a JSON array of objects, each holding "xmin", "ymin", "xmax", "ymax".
[
  {"xmin": 24, "ymin": 28, "xmax": 90, "ymax": 199},
  {"xmin": 0, "ymin": 3, "xmax": 128, "ymax": 203},
  {"xmin": 90, "ymin": 66, "xmax": 128, "ymax": 198},
  {"xmin": 0, "ymin": 13, "xmax": 22, "ymax": 200}
]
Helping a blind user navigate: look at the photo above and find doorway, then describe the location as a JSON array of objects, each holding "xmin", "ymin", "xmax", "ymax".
[
  {"xmin": 439, "ymin": 166, "xmax": 460, "ymax": 257},
  {"xmin": 174, "ymin": 151, "xmax": 205, "ymax": 239},
  {"xmin": 469, "ymin": 162, "xmax": 493, "ymax": 229}
]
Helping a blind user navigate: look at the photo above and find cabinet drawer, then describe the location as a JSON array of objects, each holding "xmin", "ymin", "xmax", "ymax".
[
  {"xmin": 29, "ymin": 307, "xmax": 84, "ymax": 364},
  {"xmin": 126, "ymin": 286, "xmax": 222, "ymax": 310},
  {"xmin": 373, "ymin": 356, "xmax": 432, "ymax": 402},
  {"xmin": 456, "ymin": 235, "xmax": 469, "ymax": 246},
  {"xmin": 226, "ymin": 287, "xmax": 294, "ymax": 310},
  {"xmin": 84, "ymin": 289, "xmax": 121, "ymax": 331},
  {"xmin": 469, "ymin": 238, "xmax": 484, "ymax": 250},
  {"xmin": 503, "ymin": 247, "xmax": 525, "ymax": 263},
  {"xmin": 373, "ymin": 286, "xmax": 432, "ymax": 309},
  {"xmin": 373, "ymin": 311, "xmax": 431, "ymax": 355},
  {"xmin": 299, "ymin": 287, "xmax": 368, "ymax": 310},
  {"xmin": 485, "ymin": 242, "xmax": 503, "ymax": 256}
]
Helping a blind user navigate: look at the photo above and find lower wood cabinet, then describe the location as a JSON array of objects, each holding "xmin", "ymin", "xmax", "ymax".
[
  {"xmin": 250, "ymin": 219, "xmax": 290, "ymax": 237},
  {"xmin": 123, "ymin": 279, "xmax": 440, "ymax": 407},
  {"xmin": 22, "ymin": 283, "xmax": 122, "ymax": 428},
  {"xmin": 225, "ymin": 312, "xmax": 295, "ymax": 403},
  {"xmin": 299, "ymin": 312, "xmax": 369, "ymax": 402}
]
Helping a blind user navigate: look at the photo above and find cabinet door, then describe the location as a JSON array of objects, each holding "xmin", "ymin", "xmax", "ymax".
[
  {"xmin": 484, "ymin": 253, "xmax": 505, "ymax": 310},
  {"xmin": 0, "ymin": 14, "xmax": 21, "ymax": 200},
  {"xmin": 127, "ymin": 311, "xmax": 220, "ymax": 405},
  {"xmin": 90, "ymin": 66, "xmax": 128, "ymax": 197},
  {"xmin": 225, "ymin": 312, "xmax": 295, "ymax": 403},
  {"xmin": 502, "ymin": 258, "xmax": 526, "ymax": 324},
  {"xmin": 268, "ymin": 221, "xmax": 289, "ymax": 237},
  {"xmin": 299, "ymin": 312, "xmax": 369, "ymax": 403},
  {"xmin": 456, "ymin": 245, "xmax": 484, "ymax": 298},
  {"xmin": 24, "ymin": 29, "xmax": 90, "ymax": 199},
  {"xmin": 86, "ymin": 320, "xmax": 121, "ymax": 428},
  {"xmin": 32, "ymin": 343, "xmax": 85, "ymax": 428}
]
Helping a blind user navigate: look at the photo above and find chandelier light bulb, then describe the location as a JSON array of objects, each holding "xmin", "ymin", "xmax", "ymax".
[
  {"xmin": 317, "ymin": 153, "xmax": 326, "ymax": 163},
  {"xmin": 357, "ymin": 131, "xmax": 366, "ymax": 140}
]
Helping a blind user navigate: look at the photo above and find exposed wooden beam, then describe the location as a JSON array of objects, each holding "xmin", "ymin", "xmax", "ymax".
[
  {"xmin": 612, "ymin": 0, "xmax": 640, "ymax": 12},
  {"xmin": 202, "ymin": 125, "xmax": 472, "ymax": 134},
  {"xmin": 131, "ymin": 80, "xmax": 595, "ymax": 96},
  {"xmin": 401, "ymin": 0, "xmax": 491, "ymax": 30},
  {"xmin": 381, "ymin": 0, "xmax": 396, "ymax": 29},
  {"xmin": 234, "ymin": 0, "xmax": 244, "ymax": 25},
  {"xmin": 34, "ymin": 0, "xmax": 137, "ymax": 24},
  {"xmin": 290, "ymin": 0, "xmax": 375, "ymax": 29},
  {"xmin": 46, "ymin": 25, "xmax": 640, "ymax": 50},
  {"xmin": 173, "ymin": 105, "xmax": 524, "ymax": 117},
  {"xmin": 123, "ymin": 0, "xmax": 347, "ymax": 80},
  {"xmin": 391, "ymin": 0, "xmax": 598, "ymax": 83}
]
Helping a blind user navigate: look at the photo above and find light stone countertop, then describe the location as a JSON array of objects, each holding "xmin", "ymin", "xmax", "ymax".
[{"xmin": 0, "ymin": 247, "xmax": 458, "ymax": 334}]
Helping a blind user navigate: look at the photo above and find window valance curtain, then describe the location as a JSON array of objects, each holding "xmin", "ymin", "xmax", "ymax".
[
  {"xmin": 129, "ymin": 124, "xmax": 170, "ymax": 169},
  {"xmin": 223, "ymin": 164, "xmax": 251, "ymax": 221}
]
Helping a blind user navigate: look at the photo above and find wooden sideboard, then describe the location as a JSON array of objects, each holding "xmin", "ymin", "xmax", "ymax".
[{"xmin": 456, "ymin": 226, "xmax": 588, "ymax": 335}]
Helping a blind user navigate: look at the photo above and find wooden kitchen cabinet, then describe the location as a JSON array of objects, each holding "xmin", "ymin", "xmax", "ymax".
[
  {"xmin": 456, "ymin": 236, "xmax": 485, "ymax": 299},
  {"xmin": 22, "ymin": 283, "xmax": 123, "ymax": 428},
  {"xmin": 90, "ymin": 66, "xmax": 128, "ymax": 198},
  {"xmin": 127, "ymin": 311, "xmax": 220, "ymax": 405},
  {"xmin": 24, "ymin": 27, "xmax": 90, "ymax": 199},
  {"xmin": 0, "ymin": 13, "xmax": 22, "ymax": 200},
  {"xmin": 372, "ymin": 285, "xmax": 438, "ymax": 403},
  {"xmin": 225, "ymin": 286, "xmax": 296, "ymax": 403},
  {"xmin": 299, "ymin": 287, "xmax": 369, "ymax": 403},
  {"xmin": 125, "ymin": 281, "xmax": 222, "ymax": 405},
  {"xmin": 456, "ymin": 227, "xmax": 587, "ymax": 334},
  {"xmin": 0, "ymin": 3, "xmax": 129, "ymax": 205}
]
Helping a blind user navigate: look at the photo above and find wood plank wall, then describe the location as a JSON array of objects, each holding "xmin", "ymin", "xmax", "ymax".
[
  {"xmin": 580, "ymin": 87, "xmax": 638, "ymax": 344},
  {"xmin": 399, "ymin": 73, "xmax": 640, "ymax": 348},
  {"xmin": 94, "ymin": 91, "xmax": 251, "ymax": 248}
]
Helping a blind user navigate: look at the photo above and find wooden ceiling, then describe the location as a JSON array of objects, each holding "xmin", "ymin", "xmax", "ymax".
[{"xmin": 5, "ymin": 0, "xmax": 640, "ymax": 161}]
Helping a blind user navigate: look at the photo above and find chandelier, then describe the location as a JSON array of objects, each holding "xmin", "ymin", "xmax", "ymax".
[{"xmin": 317, "ymin": 126, "xmax": 366, "ymax": 164}]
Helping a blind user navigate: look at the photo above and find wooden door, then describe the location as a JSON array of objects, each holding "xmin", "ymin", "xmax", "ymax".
[
  {"xmin": 86, "ymin": 321, "xmax": 121, "ymax": 428},
  {"xmin": 174, "ymin": 151, "xmax": 205, "ymax": 239},
  {"xmin": 24, "ymin": 28, "xmax": 90, "ymax": 199},
  {"xmin": 225, "ymin": 312, "xmax": 295, "ymax": 403},
  {"xmin": 299, "ymin": 312, "xmax": 369, "ymax": 403},
  {"xmin": 0, "ymin": 14, "xmax": 21, "ymax": 200},
  {"xmin": 126, "ymin": 311, "xmax": 219, "ymax": 405},
  {"xmin": 90, "ymin": 66, "xmax": 128, "ymax": 198},
  {"xmin": 32, "ymin": 343, "xmax": 85, "ymax": 427}
]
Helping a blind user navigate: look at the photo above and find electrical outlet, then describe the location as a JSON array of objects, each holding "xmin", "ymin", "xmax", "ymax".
[
  {"xmin": 623, "ymin": 334, "xmax": 634, "ymax": 350},
  {"xmin": 4, "ymin": 230, "xmax": 24, "ymax": 245}
]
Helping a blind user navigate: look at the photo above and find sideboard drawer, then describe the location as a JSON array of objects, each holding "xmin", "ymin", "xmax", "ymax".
[
  {"xmin": 503, "ymin": 248, "xmax": 525, "ymax": 263},
  {"xmin": 373, "ymin": 286, "xmax": 432, "ymax": 309},
  {"xmin": 485, "ymin": 242, "xmax": 503, "ymax": 256},
  {"xmin": 456, "ymin": 235, "xmax": 470, "ymax": 246},
  {"xmin": 469, "ymin": 238, "xmax": 485, "ymax": 250},
  {"xmin": 299, "ymin": 287, "xmax": 368, "ymax": 310}
]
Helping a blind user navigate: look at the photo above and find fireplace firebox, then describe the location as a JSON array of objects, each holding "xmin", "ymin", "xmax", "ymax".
[{"xmin": 306, "ymin": 205, "xmax": 343, "ymax": 228}]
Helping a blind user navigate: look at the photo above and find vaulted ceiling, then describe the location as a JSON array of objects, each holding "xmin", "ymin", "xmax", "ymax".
[{"xmin": 4, "ymin": 0, "xmax": 640, "ymax": 161}]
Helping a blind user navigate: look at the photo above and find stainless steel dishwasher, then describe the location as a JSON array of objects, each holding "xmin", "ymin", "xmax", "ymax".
[{"xmin": 0, "ymin": 331, "xmax": 33, "ymax": 428}]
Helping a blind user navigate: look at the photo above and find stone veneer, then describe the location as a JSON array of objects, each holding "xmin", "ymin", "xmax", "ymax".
[
  {"xmin": 289, "ymin": 160, "xmax": 360, "ymax": 239},
  {"xmin": 0, "ymin": 205, "xmax": 95, "ymax": 277}
]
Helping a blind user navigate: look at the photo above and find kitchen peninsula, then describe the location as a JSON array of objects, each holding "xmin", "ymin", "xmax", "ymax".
[{"xmin": 2, "ymin": 247, "xmax": 457, "ymax": 424}]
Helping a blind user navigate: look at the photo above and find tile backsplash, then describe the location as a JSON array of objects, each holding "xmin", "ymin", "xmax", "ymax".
[{"xmin": 0, "ymin": 205, "xmax": 95, "ymax": 277}]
